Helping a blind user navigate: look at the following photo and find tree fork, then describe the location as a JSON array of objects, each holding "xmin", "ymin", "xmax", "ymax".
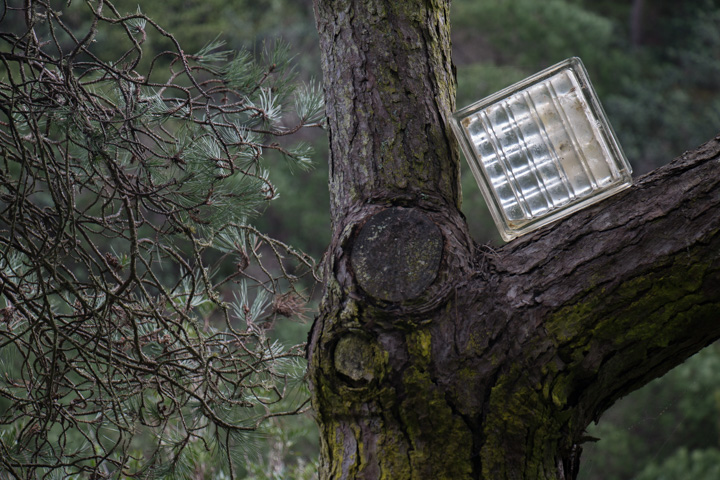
[{"xmin": 308, "ymin": 0, "xmax": 720, "ymax": 478}]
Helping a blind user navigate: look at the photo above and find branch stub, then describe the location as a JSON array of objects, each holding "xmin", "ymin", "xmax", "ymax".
[
  {"xmin": 350, "ymin": 207, "xmax": 443, "ymax": 302},
  {"xmin": 333, "ymin": 333, "xmax": 382, "ymax": 384}
]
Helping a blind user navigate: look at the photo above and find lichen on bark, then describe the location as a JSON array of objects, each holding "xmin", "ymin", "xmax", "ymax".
[{"xmin": 309, "ymin": 0, "xmax": 720, "ymax": 478}]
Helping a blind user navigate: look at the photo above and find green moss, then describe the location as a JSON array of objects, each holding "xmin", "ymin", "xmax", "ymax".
[
  {"xmin": 406, "ymin": 329, "xmax": 432, "ymax": 364},
  {"xmin": 334, "ymin": 334, "xmax": 380, "ymax": 383},
  {"xmin": 481, "ymin": 365, "xmax": 567, "ymax": 478},
  {"xmin": 318, "ymin": 332, "xmax": 474, "ymax": 479},
  {"xmin": 549, "ymin": 374, "xmax": 572, "ymax": 408},
  {"xmin": 532, "ymin": 250, "xmax": 720, "ymax": 462},
  {"xmin": 339, "ymin": 299, "xmax": 360, "ymax": 324},
  {"xmin": 400, "ymin": 365, "xmax": 474, "ymax": 479},
  {"xmin": 546, "ymin": 251, "xmax": 715, "ymax": 348}
]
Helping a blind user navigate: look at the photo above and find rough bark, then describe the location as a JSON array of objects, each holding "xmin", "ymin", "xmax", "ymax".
[{"xmin": 307, "ymin": 1, "xmax": 720, "ymax": 478}]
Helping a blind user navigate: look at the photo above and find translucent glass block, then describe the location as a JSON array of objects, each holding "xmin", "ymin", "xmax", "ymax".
[{"xmin": 451, "ymin": 57, "xmax": 632, "ymax": 241}]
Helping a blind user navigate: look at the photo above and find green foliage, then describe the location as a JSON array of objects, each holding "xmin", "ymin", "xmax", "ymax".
[
  {"xmin": 240, "ymin": 415, "xmax": 319, "ymax": 480},
  {"xmin": 0, "ymin": 1, "xmax": 322, "ymax": 477},
  {"xmin": 605, "ymin": 6, "xmax": 720, "ymax": 172},
  {"xmin": 634, "ymin": 448, "xmax": 720, "ymax": 480},
  {"xmin": 452, "ymin": 0, "xmax": 720, "ymax": 243},
  {"xmin": 578, "ymin": 343, "xmax": 720, "ymax": 480},
  {"xmin": 453, "ymin": 0, "xmax": 615, "ymax": 70}
]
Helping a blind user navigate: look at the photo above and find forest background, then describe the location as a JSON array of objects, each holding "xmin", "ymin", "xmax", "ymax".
[{"xmin": 2, "ymin": 0, "xmax": 720, "ymax": 479}]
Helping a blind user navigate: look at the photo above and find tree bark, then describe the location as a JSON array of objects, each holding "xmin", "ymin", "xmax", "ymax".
[{"xmin": 307, "ymin": 1, "xmax": 720, "ymax": 478}]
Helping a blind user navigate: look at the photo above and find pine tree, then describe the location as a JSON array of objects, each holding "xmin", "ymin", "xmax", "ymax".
[{"xmin": 0, "ymin": 1, "xmax": 322, "ymax": 478}]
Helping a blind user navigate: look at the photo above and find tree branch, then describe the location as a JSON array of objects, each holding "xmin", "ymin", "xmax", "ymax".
[{"xmin": 443, "ymin": 133, "xmax": 720, "ymax": 476}]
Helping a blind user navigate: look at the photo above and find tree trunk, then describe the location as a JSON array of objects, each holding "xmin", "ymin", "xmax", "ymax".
[{"xmin": 307, "ymin": 1, "xmax": 720, "ymax": 478}]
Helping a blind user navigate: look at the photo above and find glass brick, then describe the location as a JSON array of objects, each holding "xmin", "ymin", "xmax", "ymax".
[{"xmin": 452, "ymin": 57, "xmax": 633, "ymax": 241}]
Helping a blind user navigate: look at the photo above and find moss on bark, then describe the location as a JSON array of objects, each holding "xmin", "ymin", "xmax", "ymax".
[{"xmin": 309, "ymin": 0, "xmax": 720, "ymax": 477}]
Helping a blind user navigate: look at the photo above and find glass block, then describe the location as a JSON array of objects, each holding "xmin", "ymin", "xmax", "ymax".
[{"xmin": 451, "ymin": 57, "xmax": 632, "ymax": 241}]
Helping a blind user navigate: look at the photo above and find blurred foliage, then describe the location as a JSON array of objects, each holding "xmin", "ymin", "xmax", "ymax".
[
  {"xmin": 453, "ymin": 0, "xmax": 720, "ymax": 244},
  {"xmin": 578, "ymin": 343, "xmax": 720, "ymax": 480},
  {"xmin": 634, "ymin": 448, "xmax": 720, "ymax": 480}
]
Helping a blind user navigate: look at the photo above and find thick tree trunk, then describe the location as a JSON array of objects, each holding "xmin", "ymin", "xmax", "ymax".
[{"xmin": 307, "ymin": 1, "xmax": 720, "ymax": 478}]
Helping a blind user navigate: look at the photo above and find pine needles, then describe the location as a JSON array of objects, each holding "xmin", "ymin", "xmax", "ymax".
[{"xmin": 0, "ymin": 1, "xmax": 322, "ymax": 478}]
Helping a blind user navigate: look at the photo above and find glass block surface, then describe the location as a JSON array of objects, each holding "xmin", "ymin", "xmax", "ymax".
[{"xmin": 452, "ymin": 57, "xmax": 632, "ymax": 241}]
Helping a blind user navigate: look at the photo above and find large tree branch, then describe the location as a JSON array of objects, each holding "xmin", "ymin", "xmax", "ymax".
[{"xmin": 436, "ymin": 134, "xmax": 720, "ymax": 477}]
